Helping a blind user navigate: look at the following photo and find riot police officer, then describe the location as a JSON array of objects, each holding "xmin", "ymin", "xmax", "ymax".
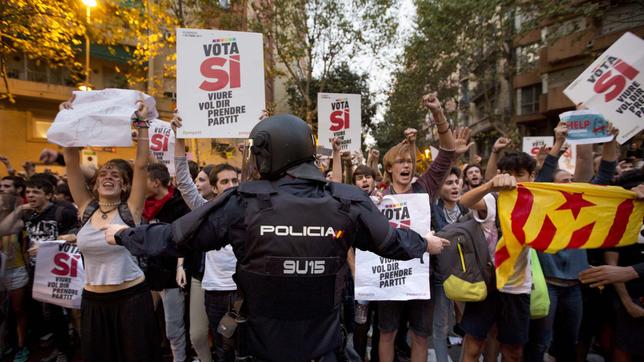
[{"xmin": 105, "ymin": 114, "xmax": 449, "ymax": 362}]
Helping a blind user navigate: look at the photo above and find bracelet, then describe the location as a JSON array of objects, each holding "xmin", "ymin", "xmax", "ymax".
[
  {"xmin": 437, "ymin": 126, "xmax": 450, "ymax": 134},
  {"xmin": 133, "ymin": 120, "xmax": 150, "ymax": 129}
]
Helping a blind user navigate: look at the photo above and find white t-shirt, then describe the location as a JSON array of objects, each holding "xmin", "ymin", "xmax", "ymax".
[
  {"xmin": 201, "ymin": 247, "xmax": 237, "ymax": 291},
  {"xmin": 473, "ymin": 193, "xmax": 532, "ymax": 295}
]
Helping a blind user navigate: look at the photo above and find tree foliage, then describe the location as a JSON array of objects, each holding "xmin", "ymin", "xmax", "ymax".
[
  {"xmin": 376, "ymin": 0, "xmax": 630, "ymax": 152},
  {"xmin": 250, "ymin": 0, "xmax": 397, "ymax": 126},
  {"xmin": 286, "ymin": 62, "xmax": 377, "ymax": 139},
  {"xmin": 375, "ymin": 0, "xmax": 517, "ymax": 151},
  {"xmin": 0, "ymin": 0, "xmax": 86, "ymax": 102}
]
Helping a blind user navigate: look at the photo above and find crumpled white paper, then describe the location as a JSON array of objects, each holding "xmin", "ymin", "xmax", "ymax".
[{"xmin": 47, "ymin": 88, "xmax": 158, "ymax": 147}]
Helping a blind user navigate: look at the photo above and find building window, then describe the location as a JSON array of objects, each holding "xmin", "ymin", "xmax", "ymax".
[
  {"xmin": 516, "ymin": 43, "xmax": 540, "ymax": 72},
  {"xmin": 518, "ymin": 84, "xmax": 540, "ymax": 115}
]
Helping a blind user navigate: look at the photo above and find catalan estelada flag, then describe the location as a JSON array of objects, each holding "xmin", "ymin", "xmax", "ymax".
[{"xmin": 496, "ymin": 182, "xmax": 644, "ymax": 289}]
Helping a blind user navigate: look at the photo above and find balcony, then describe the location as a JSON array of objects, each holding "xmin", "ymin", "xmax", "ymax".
[
  {"xmin": 7, "ymin": 78, "xmax": 74, "ymax": 102},
  {"xmin": 546, "ymin": 85, "xmax": 575, "ymax": 111},
  {"xmin": 545, "ymin": 31, "xmax": 595, "ymax": 64},
  {"xmin": 513, "ymin": 70, "xmax": 541, "ymax": 89}
]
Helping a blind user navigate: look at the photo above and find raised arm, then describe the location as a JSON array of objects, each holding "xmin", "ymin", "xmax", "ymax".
[
  {"xmin": 485, "ymin": 137, "xmax": 511, "ymax": 181},
  {"xmin": 535, "ymin": 122, "xmax": 567, "ymax": 182},
  {"xmin": 592, "ymin": 123, "xmax": 619, "ymax": 185},
  {"xmin": 171, "ymin": 113, "xmax": 207, "ymax": 210},
  {"xmin": 367, "ymin": 148, "xmax": 382, "ymax": 181},
  {"xmin": 0, "ymin": 155, "xmax": 16, "ymax": 176},
  {"xmin": 461, "ymin": 173, "xmax": 516, "ymax": 212},
  {"xmin": 127, "ymin": 101, "xmax": 150, "ymax": 223},
  {"xmin": 0, "ymin": 204, "xmax": 28, "ymax": 236},
  {"xmin": 422, "ymin": 93, "xmax": 455, "ymax": 151},
  {"xmin": 331, "ymin": 137, "xmax": 342, "ymax": 183}
]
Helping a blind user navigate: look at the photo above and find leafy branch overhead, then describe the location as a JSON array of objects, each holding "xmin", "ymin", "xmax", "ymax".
[
  {"xmin": 250, "ymin": 0, "xmax": 397, "ymax": 126},
  {"xmin": 0, "ymin": 0, "xmax": 86, "ymax": 102}
]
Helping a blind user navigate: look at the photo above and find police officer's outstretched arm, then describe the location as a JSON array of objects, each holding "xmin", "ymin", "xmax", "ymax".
[
  {"xmin": 352, "ymin": 196, "xmax": 449, "ymax": 258},
  {"xmin": 104, "ymin": 189, "xmax": 240, "ymax": 256}
]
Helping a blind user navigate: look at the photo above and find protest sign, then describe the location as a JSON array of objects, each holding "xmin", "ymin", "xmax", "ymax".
[
  {"xmin": 558, "ymin": 143, "xmax": 577, "ymax": 175},
  {"xmin": 355, "ymin": 194, "xmax": 431, "ymax": 301},
  {"xmin": 317, "ymin": 93, "xmax": 362, "ymax": 152},
  {"xmin": 149, "ymin": 119, "xmax": 176, "ymax": 175},
  {"xmin": 564, "ymin": 32, "xmax": 644, "ymax": 144},
  {"xmin": 176, "ymin": 28, "xmax": 265, "ymax": 139},
  {"xmin": 559, "ymin": 110, "xmax": 613, "ymax": 145},
  {"xmin": 47, "ymin": 89, "xmax": 157, "ymax": 147},
  {"xmin": 32, "ymin": 241, "xmax": 84, "ymax": 309},
  {"xmin": 522, "ymin": 137, "xmax": 554, "ymax": 157}
]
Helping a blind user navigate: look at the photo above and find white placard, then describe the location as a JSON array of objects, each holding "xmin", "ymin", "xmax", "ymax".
[
  {"xmin": 317, "ymin": 93, "xmax": 362, "ymax": 152},
  {"xmin": 176, "ymin": 28, "xmax": 265, "ymax": 139},
  {"xmin": 564, "ymin": 32, "xmax": 644, "ymax": 144},
  {"xmin": 47, "ymin": 89, "xmax": 158, "ymax": 147},
  {"xmin": 522, "ymin": 137, "xmax": 554, "ymax": 157},
  {"xmin": 558, "ymin": 143, "xmax": 577, "ymax": 175},
  {"xmin": 149, "ymin": 119, "xmax": 176, "ymax": 176},
  {"xmin": 355, "ymin": 193, "xmax": 431, "ymax": 301},
  {"xmin": 32, "ymin": 241, "xmax": 84, "ymax": 309},
  {"xmin": 559, "ymin": 110, "xmax": 614, "ymax": 145}
]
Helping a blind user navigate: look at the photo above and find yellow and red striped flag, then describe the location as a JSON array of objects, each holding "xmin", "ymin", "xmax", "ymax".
[{"xmin": 496, "ymin": 182, "xmax": 644, "ymax": 289}]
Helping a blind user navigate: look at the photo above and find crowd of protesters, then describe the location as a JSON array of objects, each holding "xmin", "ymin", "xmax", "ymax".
[{"xmin": 0, "ymin": 91, "xmax": 642, "ymax": 362}]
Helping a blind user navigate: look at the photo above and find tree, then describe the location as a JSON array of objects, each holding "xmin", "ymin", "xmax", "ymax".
[
  {"xmin": 375, "ymin": 0, "xmax": 517, "ymax": 152},
  {"xmin": 286, "ymin": 62, "xmax": 377, "ymax": 140},
  {"xmin": 250, "ymin": 0, "xmax": 397, "ymax": 126},
  {"xmin": 0, "ymin": 0, "xmax": 86, "ymax": 102},
  {"xmin": 376, "ymin": 0, "xmax": 632, "ymax": 152}
]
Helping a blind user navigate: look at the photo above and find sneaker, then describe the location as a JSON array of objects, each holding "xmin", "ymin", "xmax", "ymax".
[
  {"xmin": 13, "ymin": 347, "xmax": 29, "ymax": 362},
  {"xmin": 1, "ymin": 345, "xmax": 14, "ymax": 356}
]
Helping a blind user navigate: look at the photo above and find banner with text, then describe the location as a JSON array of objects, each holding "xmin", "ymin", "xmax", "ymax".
[
  {"xmin": 149, "ymin": 119, "xmax": 176, "ymax": 175},
  {"xmin": 176, "ymin": 28, "xmax": 265, "ymax": 139},
  {"xmin": 317, "ymin": 93, "xmax": 362, "ymax": 152},
  {"xmin": 32, "ymin": 241, "xmax": 84, "ymax": 309},
  {"xmin": 564, "ymin": 32, "xmax": 644, "ymax": 144},
  {"xmin": 522, "ymin": 137, "xmax": 554, "ymax": 157},
  {"xmin": 47, "ymin": 89, "xmax": 158, "ymax": 147},
  {"xmin": 559, "ymin": 110, "xmax": 613, "ymax": 145},
  {"xmin": 355, "ymin": 193, "xmax": 431, "ymax": 301}
]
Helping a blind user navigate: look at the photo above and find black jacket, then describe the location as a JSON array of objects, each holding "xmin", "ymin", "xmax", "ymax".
[{"xmin": 144, "ymin": 188, "xmax": 191, "ymax": 291}]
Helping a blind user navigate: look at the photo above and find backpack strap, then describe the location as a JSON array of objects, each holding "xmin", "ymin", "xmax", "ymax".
[
  {"xmin": 81, "ymin": 200, "xmax": 100, "ymax": 227},
  {"xmin": 118, "ymin": 203, "xmax": 136, "ymax": 227},
  {"xmin": 81, "ymin": 200, "xmax": 136, "ymax": 227}
]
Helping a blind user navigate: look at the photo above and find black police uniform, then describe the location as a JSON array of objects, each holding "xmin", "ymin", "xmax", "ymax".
[{"xmin": 114, "ymin": 115, "xmax": 428, "ymax": 362}]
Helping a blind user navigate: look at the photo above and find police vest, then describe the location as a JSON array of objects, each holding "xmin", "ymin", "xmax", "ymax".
[{"xmin": 234, "ymin": 180, "xmax": 362, "ymax": 361}]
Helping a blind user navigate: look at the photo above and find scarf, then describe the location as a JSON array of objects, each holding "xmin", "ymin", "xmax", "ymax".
[{"xmin": 143, "ymin": 185, "xmax": 175, "ymax": 221}]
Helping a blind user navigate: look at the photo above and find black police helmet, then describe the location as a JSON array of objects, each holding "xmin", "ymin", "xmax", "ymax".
[{"xmin": 249, "ymin": 114, "xmax": 316, "ymax": 180}]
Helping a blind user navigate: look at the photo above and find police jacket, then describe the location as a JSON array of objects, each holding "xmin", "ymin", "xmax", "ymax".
[{"xmin": 116, "ymin": 175, "xmax": 428, "ymax": 361}]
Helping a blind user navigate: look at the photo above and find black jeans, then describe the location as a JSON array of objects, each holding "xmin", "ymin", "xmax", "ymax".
[{"xmin": 204, "ymin": 290, "xmax": 239, "ymax": 362}]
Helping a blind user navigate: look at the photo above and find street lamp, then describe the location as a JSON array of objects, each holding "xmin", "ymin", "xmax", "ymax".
[{"xmin": 81, "ymin": 0, "xmax": 97, "ymax": 91}]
